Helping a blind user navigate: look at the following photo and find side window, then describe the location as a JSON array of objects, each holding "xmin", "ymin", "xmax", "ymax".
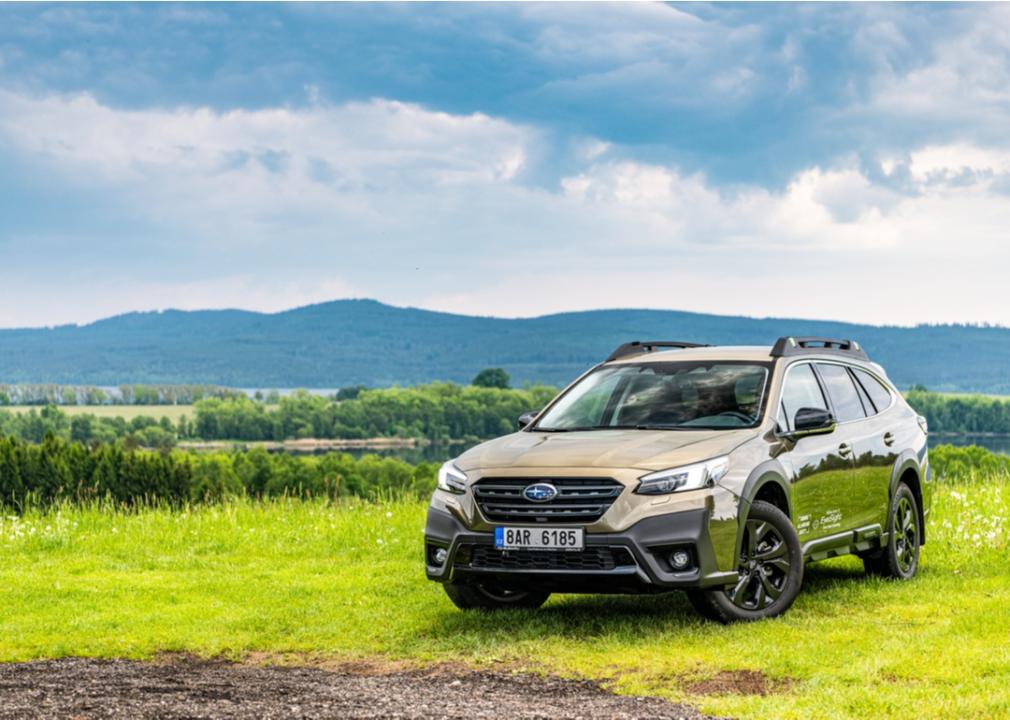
[
  {"xmin": 853, "ymin": 368, "xmax": 893, "ymax": 413},
  {"xmin": 850, "ymin": 368, "xmax": 876, "ymax": 416},
  {"xmin": 817, "ymin": 364, "xmax": 867, "ymax": 423},
  {"xmin": 780, "ymin": 364, "xmax": 828, "ymax": 431}
]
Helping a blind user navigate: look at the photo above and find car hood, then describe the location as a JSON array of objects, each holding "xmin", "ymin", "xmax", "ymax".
[{"xmin": 454, "ymin": 428, "xmax": 758, "ymax": 473}]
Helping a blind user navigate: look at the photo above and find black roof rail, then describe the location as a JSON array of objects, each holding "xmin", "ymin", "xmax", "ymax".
[
  {"xmin": 770, "ymin": 336, "xmax": 869, "ymax": 360},
  {"xmin": 606, "ymin": 340, "xmax": 710, "ymax": 362}
]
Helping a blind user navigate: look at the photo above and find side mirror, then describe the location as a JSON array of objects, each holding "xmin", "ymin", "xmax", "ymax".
[
  {"xmin": 517, "ymin": 411, "xmax": 539, "ymax": 430},
  {"xmin": 790, "ymin": 407, "xmax": 836, "ymax": 437}
]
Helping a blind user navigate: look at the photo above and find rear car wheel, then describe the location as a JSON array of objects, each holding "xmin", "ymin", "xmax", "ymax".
[
  {"xmin": 863, "ymin": 482, "xmax": 920, "ymax": 579},
  {"xmin": 443, "ymin": 581, "xmax": 550, "ymax": 610},
  {"xmin": 687, "ymin": 501, "xmax": 803, "ymax": 623}
]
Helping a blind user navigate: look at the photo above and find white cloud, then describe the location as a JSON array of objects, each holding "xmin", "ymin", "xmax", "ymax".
[
  {"xmin": 0, "ymin": 90, "xmax": 533, "ymax": 187},
  {"xmin": 868, "ymin": 5, "xmax": 1010, "ymax": 122},
  {"xmin": 908, "ymin": 144, "xmax": 1010, "ymax": 186},
  {"xmin": 3, "ymin": 90, "xmax": 1010, "ymax": 327}
]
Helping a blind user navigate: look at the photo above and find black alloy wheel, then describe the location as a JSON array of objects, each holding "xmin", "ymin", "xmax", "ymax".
[
  {"xmin": 687, "ymin": 500, "xmax": 804, "ymax": 623},
  {"xmin": 863, "ymin": 482, "xmax": 921, "ymax": 579},
  {"xmin": 728, "ymin": 518, "xmax": 792, "ymax": 610}
]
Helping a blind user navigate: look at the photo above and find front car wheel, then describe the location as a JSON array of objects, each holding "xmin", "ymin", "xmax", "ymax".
[{"xmin": 688, "ymin": 500, "xmax": 804, "ymax": 623}]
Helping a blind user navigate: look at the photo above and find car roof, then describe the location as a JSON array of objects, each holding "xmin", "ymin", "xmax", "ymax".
[
  {"xmin": 605, "ymin": 345, "xmax": 770, "ymax": 363},
  {"xmin": 605, "ymin": 345, "xmax": 876, "ymax": 366}
]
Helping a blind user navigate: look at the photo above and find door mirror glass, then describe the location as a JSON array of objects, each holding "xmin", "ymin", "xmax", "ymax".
[
  {"xmin": 517, "ymin": 411, "xmax": 539, "ymax": 430},
  {"xmin": 791, "ymin": 407, "xmax": 836, "ymax": 436}
]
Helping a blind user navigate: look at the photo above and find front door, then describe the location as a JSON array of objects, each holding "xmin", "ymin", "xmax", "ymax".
[{"xmin": 777, "ymin": 362, "xmax": 855, "ymax": 543}]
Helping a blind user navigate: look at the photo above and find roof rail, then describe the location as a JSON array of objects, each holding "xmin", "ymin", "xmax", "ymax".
[
  {"xmin": 606, "ymin": 340, "xmax": 710, "ymax": 362},
  {"xmin": 770, "ymin": 336, "xmax": 869, "ymax": 360}
]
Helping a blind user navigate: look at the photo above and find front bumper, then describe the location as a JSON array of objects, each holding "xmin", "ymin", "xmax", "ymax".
[{"xmin": 424, "ymin": 506, "xmax": 738, "ymax": 593}]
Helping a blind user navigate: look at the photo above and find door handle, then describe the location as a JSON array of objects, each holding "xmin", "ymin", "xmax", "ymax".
[
  {"xmin": 883, "ymin": 432, "xmax": 895, "ymax": 447},
  {"xmin": 838, "ymin": 442, "xmax": 852, "ymax": 457}
]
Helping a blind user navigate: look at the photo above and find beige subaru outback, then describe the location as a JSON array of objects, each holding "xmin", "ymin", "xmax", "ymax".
[{"xmin": 425, "ymin": 338, "xmax": 930, "ymax": 622}]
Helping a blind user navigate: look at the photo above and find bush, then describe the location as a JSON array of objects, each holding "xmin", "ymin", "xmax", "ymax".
[
  {"xmin": 0, "ymin": 434, "xmax": 436, "ymax": 510},
  {"xmin": 191, "ymin": 455, "xmax": 244, "ymax": 502}
]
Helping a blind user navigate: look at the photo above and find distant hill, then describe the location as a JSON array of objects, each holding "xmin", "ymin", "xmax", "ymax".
[{"xmin": 0, "ymin": 299, "xmax": 1008, "ymax": 392}]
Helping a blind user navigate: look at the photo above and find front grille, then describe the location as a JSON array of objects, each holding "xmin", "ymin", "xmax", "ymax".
[
  {"xmin": 459, "ymin": 544, "xmax": 635, "ymax": 571},
  {"xmin": 473, "ymin": 477, "xmax": 624, "ymax": 523}
]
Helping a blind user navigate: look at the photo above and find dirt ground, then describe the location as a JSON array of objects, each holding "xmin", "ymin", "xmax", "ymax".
[{"xmin": 0, "ymin": 657, "xmax": 716, "ymax": 720}]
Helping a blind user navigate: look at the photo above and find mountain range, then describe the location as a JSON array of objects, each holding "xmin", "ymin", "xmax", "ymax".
[{"xmin": 0, "ymin": 299, "xmax": 1007, "ymax": 393}]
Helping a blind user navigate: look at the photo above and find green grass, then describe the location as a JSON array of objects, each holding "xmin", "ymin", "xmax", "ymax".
[
  {"xmin": 7, "ymin": 404, "xmax": 195, "ymax": 421},
  {"xmin": 1, "ymin": 480, "xmax": 1008, "ymax": 719}
]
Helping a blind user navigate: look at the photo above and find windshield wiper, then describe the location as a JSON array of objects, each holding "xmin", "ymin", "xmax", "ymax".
[{"xmin": 536, "ymin": 424, "xmax": 691, "ymax": 432}]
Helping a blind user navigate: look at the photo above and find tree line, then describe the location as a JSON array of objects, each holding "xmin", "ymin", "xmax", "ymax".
[
  {"xmin": 0, "ymin": 383, "xmax": 245, "ymax": 406},
  {"xmin": 0, "ymin": 434, "xmax": 438, "ymax": 509},
  {"xmin": 904, "ymin": 390, "xmax": 1010, "ymax": 435},
  {"xmin": 0, "ymin": 382, "xmax": 558, "ymax": 446},
  {"xmin": 190, "ymin": 383, "xmax": 557, "ymax": 442},
  {"xmin": 1, "ymin": 386, "xmax": 1009, "ymax": 449}
]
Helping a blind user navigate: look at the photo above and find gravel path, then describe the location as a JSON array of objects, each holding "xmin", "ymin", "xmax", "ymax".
[{"xmin": 0, "ymin": 657, "xmax": 715, "ymax": 720}]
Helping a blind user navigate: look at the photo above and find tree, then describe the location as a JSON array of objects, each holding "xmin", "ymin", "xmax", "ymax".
[
  {"xmin": 472, "ymin": 368, "xmax": 510, "ymax": 389},
  {"xmin": 337, "ymin": 385, "xmax": 366, "ymax": 401}
]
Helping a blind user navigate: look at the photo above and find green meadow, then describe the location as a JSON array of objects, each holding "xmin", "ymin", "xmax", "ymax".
[{"xmin": 1, "ymin": 475, "xmax": 1007, "ymax": 719}]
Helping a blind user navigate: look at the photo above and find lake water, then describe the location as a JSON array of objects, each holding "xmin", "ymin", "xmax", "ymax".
[
  {"xmin": 275, "ymin": 435, "xmax": 1010, "ymax": 464},
  {"xmin": 338, "ymin": 442, "xmax": 471, "ymax": 464},
  {"xmin": 345, "ymin": 435, "xmax": 1010, "ymax": 463},
  {"xmin": 928, "ymin": 435, "xmax": 1010, "ymax": 455}
]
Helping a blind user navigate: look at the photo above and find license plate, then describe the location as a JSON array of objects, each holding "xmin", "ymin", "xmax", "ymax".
[{"xmin": 495, "ymin": 526, "xmax": 584, "ymax": 551}]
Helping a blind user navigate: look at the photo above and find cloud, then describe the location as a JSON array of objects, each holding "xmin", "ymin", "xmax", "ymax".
[
  {"xmin": 3, "ymin": 88, "xmax": 1010, "ymax": 327},
  {"xmin": 868, "ymin": 5, "xmax": 1010, "ymax": 118},
  {"xmin": 0, "ymin": 90, "xmax": 533, "ymax": 187}
]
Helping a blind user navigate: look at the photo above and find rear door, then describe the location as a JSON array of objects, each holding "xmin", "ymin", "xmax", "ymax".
[{"xmin": 850, "ymin": 367, "xmax": 901, "ymax": 528}]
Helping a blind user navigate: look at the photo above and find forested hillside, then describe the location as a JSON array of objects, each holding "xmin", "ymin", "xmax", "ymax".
[{"xmin": 1, "ymin": 299, "xmax": 1009, "ymax": 392}]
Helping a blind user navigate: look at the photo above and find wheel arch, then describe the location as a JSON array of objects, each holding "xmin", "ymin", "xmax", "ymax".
[
  {"xmin": 890, "ymin": 451, "xmax": 926, "ymax": 544},
  {"xmin": 740, "ymin": 460, "xmax": 793, "ymax": 520},
  {"xmin": 734, "ymin": 460, "xmax": 793, "ymax": 560}
]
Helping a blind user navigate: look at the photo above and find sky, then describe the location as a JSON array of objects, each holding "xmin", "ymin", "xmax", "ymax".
[{"xmin": 2, "ymin": 2, "xmax": 1010, "ymax": 328}]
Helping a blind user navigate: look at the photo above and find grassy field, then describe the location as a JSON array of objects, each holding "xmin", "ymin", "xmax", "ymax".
[
  {"xmin": 1, "ymin": 480, "xmax": 1007, "ymax": 719},
  {"xmin": 6, "ymin": 404, "xmax": 195, "ymax": 421}
]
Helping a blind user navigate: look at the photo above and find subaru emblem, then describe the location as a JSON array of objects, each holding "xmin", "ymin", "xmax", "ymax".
[{"xmin": 523, "ymin": 483, "xmax": 558, "ymax": 503}]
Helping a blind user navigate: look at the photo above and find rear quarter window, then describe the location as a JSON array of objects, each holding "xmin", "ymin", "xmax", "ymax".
[{"xmin": 853, "ymin": 368, "xmax": 893, "ymax": 413}]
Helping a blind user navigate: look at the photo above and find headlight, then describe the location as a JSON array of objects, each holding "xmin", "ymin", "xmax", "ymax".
[
  {"xmin": 437, "ymin": 460, "xmax": 468, "ymax": 494},
  {"xmin": 635, "ymin": 456, "xmax": 730, "ymax": 495}
]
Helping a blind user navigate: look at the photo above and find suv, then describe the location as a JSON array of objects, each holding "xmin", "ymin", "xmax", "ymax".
[{"xmin": 425, "ymin": 338, "xmax": 931, "ymax": 622}]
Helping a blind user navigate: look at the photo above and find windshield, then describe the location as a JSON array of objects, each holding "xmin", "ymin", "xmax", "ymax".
[{"xmin": 534, "ymin": 362, "xmax": 770, "ymax": 431}]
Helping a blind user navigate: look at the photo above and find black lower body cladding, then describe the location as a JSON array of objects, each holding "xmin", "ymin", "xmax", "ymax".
[{"xmin": 424, "ymin": 507, "xmax": 738, "ymax": 593}]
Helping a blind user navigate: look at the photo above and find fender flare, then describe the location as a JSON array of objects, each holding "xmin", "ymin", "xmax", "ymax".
[
  {"xmin": 889, "ymin": 449, "xmax": 925, "ymax": 543},
  {"xmin": 738, "ymin": 458, "xmax": 793, "ymax": 518},
  {"xmin": 732, "ymin": 459, "xmax": 793, "ymax": 562}
]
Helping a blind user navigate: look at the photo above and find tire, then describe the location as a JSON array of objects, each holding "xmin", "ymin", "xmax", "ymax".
[
  {"xmin": 687, "ymin": 501, "xmax": 804, "ymax": 623},
  {"xmin": 863, "ymin": 482, "xmax": 920, "ymax": 579},
  {"xmin": 443, "ymin": 581, "xmax": 550, "ymax": 611}
]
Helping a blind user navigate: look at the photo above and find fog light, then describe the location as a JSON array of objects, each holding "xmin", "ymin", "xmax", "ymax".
[
  {"xmin": 669, "ymin": 550, "xmax": 691, "ymax": 571},
  {"xmin": 433, "ymin": 548, "xmax": 448, "ymax": 565}
]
